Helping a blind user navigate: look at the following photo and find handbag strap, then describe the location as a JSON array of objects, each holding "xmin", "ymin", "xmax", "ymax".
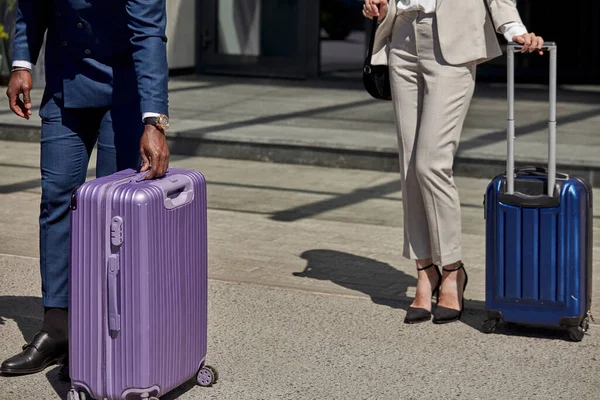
[{"xmin": 365, "ymin": 16, "xmax": 379, "ymax": 65}]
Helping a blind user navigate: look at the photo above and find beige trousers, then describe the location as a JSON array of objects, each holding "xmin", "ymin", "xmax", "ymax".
[{"xmin": 389, "ymin": 11, "xmax": 476, "ymax": 267}]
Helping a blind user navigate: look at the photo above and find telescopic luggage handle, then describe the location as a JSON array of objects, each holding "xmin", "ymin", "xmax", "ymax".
[{"xmin": 506, "ymin": 41, "xmax": 557, "ymax": 197}]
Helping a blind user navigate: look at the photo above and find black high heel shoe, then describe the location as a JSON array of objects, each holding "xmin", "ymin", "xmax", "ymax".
[
  {"xmin": 432, "ymin": 263, "xmax": 468, "ymax": 324},
  {"xmin": 404, "ymin": 263, "xmax": 441, "ymax": 324}
]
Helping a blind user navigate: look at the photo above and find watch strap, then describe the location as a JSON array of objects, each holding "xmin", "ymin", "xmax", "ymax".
[{"xmin": 143, "ymin": 117, "xmax": 159, "ymax": 125}]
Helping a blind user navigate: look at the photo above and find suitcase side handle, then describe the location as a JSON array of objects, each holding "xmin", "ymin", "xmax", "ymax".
[
  {"xmin": 150, "ymin": 174, "xmax": 195, "ymax": 209},
  {"xmin": 506, "ymin": 41, "xmax": 557, "ymax": 197},
  {"xmin": 108, "ymin": 254, "xmax": 121, "ymax": 333}
]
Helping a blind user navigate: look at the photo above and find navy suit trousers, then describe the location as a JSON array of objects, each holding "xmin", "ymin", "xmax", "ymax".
[{"xmin": 39, "ymin": 91, "xmax": 143, "ymax": 308}]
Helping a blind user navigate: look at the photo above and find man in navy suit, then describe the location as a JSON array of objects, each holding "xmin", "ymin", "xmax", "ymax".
[{"xmin": 1, "ymin": 0, "xmax": 171, "ymax": 377}]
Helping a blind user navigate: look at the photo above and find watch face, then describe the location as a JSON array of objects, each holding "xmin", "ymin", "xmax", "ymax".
[{"xmin": 158, "ymin": 115, "xmax": 169, "ymax": 130}]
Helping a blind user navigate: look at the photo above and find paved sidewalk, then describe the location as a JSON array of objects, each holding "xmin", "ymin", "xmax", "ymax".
[
  {"xmin": 1, "ymin": 141, "xmax": 600, "ymax": 399},
  {"xmin": 3, "ymin": 140, "xmax": 600, "ymax": 308},
  {"xmin": 0, "ymin": 75, "xmax": 599, "ymax": 184}
]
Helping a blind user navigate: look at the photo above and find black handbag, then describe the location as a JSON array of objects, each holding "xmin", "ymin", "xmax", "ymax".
[{"xmin": 362, "ymin": 16, "xmax": 392, "ymax": 101}]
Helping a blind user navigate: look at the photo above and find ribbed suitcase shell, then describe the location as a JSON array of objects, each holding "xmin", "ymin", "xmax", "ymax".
[
  {"xmin": 484, "ymin": 173, "xmax": 592, "ymax": 330},
  {"xmin": 68, "ymin": 168, "xmax": 208, "ymax": 399}
]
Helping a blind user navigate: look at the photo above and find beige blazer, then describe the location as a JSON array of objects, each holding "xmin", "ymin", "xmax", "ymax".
[{"xmin": 371, "ymin": 0, "xmax": 524, "ymax": 66}]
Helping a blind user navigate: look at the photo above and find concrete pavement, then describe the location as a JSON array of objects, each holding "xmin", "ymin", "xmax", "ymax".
[
  {"xmin": 1, "ymin": 75, "xmax": 600, "ymax": 185},
  {"xmin": 1, "ymin": 141, "xmax": 599, "ymax": 399},
  {"xmin": 3, "ymin": 264, "xmax": 600, "ymax": 400}
]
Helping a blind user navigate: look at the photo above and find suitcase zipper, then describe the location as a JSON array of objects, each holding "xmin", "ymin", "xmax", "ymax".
[{"xmin": 100, "ymin": 175, "xmax": 135, "ymax": 399}]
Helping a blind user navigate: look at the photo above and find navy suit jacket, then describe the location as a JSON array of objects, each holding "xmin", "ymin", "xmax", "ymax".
[{"xmin": 12, "ymin": 0, "xmax": 169, "ymax": 116}]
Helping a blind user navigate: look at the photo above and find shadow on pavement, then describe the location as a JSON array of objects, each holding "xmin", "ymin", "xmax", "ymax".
[
  {"xmin": 449, "ymin": 308, "xmax": 486, "ymax": 332},
  {"xmin": 171, "ymin": 97, "xmax": 375, "ymax": 140},
  {"xmin": 0, "ymin": 295, "xmax": 43, "ymax": 342},
  {"xmin": 292, "ymin": 250, "xmax": 581, "ymax": 340},
  {"xmin": 293, "ymin": 249, "xmax": 432, "ymax": 310},
  {"xmin": 0, "ymin": 177, "xmax": 43, "ymax": 194},
  {"xmin": 45, "ymin": 367, "xmax": 70, "ymax": 399},
  {"xmin": 294, "ymin": 249, "xmax": 417, "ymax": 310},
  {"xmin": 161, "ymin": 380, "xmax": 197, "ymax": 399},
  {"xmin": 295, "ymin": 250, "xmax": 493, "ymax": 322},
  {"xmin": 173, "ymin": 75, "xmax": 600, "ymax": 103},
  {"xmin": 294, "ymin": 250, "xmax": 493, "ymax": 330},
  {"xmin": 271, "ymin": 181, "xmax": 400, "ymax": 222},
  {"xmin": 458, "ymin": 105, "xmax": 600, "ymax": 153},
  {"xmin": 42, "ymin": 373, "xmax": 198, "ymax": 400},
  {"xmin": 480, "ymin": 321, "xmax": 583, "ymax": 342}
]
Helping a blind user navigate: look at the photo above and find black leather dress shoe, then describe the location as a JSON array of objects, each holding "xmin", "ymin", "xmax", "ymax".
[{"xmin": 0, "ymin": 331, "xmax": 67, "ymax": 376}]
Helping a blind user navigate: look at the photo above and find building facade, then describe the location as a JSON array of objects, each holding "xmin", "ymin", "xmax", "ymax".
[
  {"xmin": 2, "ymin": 1, "xmax": 596, "ymax": 85},
  {"xmin": 192, "ymin": 0, "xmax": 599, "ymax": 85}
]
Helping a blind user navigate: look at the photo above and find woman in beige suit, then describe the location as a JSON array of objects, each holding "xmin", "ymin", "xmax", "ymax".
[{"xmin": 363, "ymin": 0, "xmax": 544, "ymax": 324}]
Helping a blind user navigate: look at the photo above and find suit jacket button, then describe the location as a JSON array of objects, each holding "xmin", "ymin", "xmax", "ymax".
[
  {"xmin": 77, "ymin": 23, "xmax": 83, "ymax": 28},
  {"xmin": 55, "ymin": 12, "xmax": 60, "ymax": 17},
  {"xmin": 61, "ymin": 41, "xmax": 68, "ymax": 47},
  {"xmin": 84, "ymin": 49, "xmax": 91, "ymax": 55}
]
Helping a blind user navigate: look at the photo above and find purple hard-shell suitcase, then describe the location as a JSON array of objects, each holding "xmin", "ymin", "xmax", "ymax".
[{"xmin": 67, "ymin": 168, "xmax": 217, "ymax": 400}]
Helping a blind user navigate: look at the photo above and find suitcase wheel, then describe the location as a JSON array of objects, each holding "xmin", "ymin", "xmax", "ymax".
[
  {"xmin": 481, "ymin": 318, "xmax": 501, "ymax": 334},
  {"xmin": 567, "ymin": 316, "xmax": 590, "ymax": 342},
  {"xmin": 568, "ymin": 326, "xmax": 585, "ymax": 342},
  {"xmin": 68, "ymin": 389, "xmax": 89, "ymax": 400},
  {"xmin": 196, "ymin": 364, "xmax": 218, "ymax": 387}
]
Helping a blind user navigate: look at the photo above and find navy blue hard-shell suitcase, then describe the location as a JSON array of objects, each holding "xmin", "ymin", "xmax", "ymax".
[{"xmin": 482, "ymin": 42, "xmax": 593, "ymax": 341}]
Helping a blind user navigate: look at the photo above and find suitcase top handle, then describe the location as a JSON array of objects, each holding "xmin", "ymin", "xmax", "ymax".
[
  {"xmin": 506, "ymin": 41, "xmax": 557, "ymax": 198},
  {"xmin": 128, "ymin": 170, "xmax": 196, "ymax": 209},
  {"xmin": 150, "ymin": 174, "xmax": 195, "ymax": 210},
  {"xmin": 131, "ymin": 170, "xmax": 152, "ymax": 182},
  {"xmin": 508, "ymin": 41, "xmax": 556, "ymax": 52}
]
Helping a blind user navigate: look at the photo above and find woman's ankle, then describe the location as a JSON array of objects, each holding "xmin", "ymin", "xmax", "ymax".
[
  {"xmin": 442, "ymin": 261, "xmax": 462, "ymax": 271},
  {"xmin": 416, "ymin": 258, "xmax": 433, "ymax": 270}
]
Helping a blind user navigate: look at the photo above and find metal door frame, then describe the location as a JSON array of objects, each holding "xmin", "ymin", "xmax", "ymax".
[{"xmin": 196, "ymin": 0, "xmax": 320, "ymax": 79}]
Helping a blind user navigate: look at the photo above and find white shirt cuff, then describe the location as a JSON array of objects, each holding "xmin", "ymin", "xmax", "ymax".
[
  {"xmin": 12, "ymin": 60, "xmax": 33, "ymax": 70},
  {"xmin": 142, "ymin": 112, "xmax": 160, "ymax": 122},
  {"xmin": 500, "ymin": 22, "xmax": 528, "ymax": 42}
]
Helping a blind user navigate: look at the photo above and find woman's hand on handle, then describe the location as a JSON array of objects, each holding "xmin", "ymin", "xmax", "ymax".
[
  {"xmin": 512, "ymin": 32, "xmax": 544, "ymax": 55},
  {"xmin": 362, "ymin": 0, "xmax": 388, "ymax": 21}
]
